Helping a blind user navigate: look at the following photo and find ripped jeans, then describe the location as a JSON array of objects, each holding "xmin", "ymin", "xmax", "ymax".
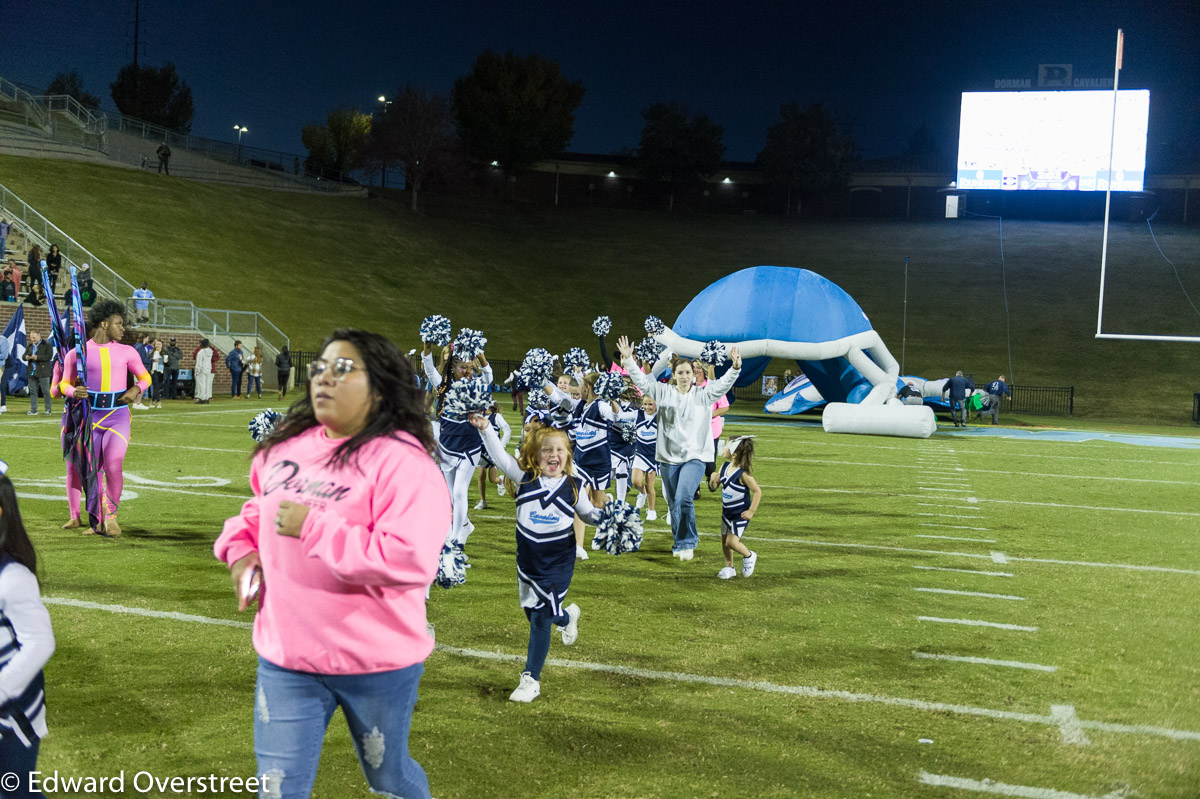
[{"xmin": 254, "ymin": 657, "xmax": 431, "ymax": 799}]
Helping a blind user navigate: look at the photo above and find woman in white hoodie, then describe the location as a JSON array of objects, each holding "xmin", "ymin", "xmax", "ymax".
[{"xmin": 616, "ymin": 336, "xmax": 740, "ymax": 561}]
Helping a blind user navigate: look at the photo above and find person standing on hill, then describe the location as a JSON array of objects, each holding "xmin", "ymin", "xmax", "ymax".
[
  {"xmin": 985, "ymin": 375, "xmax": 1012, "ymax": 424},
  {"xmin": 132, "ymin": 282, "xmax": 154, "ymax": 326},
  {"xmin": 156, "ymin": 141, "xmax": 171, "ymax": 175},
  {"xmin": 941, "ymin": 371, "xmax": 975, "ymax": 427},
  {"xmin": 26, "ymin": 245, "xmax": 42, "ymax": 288},
  {"xmin": 0, "ymin": 218, "xmax": 11, "ymax": 261},
  {"xmin": 43, "ymin": 245, "xmax": 62, "ymax": 294}
]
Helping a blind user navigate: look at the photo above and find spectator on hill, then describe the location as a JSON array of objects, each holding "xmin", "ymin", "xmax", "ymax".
[
  {"xmin": 23, "ymin": 280, "xmax": 44, "ymax": 307},
  {"xmin": 75, "ymin": 263, "xmax": 95, "ymax": 307},
  {"xmin": 132, "ymin": 282, "xmax": 153, "ymax": 325},
  {"xmin": 23, "ymin": 331, "xmax": 52, "ymax": 415},
  {"xmin": 194, "ymin": 339, "xmax": 216, "ymax": 403},
  {"xmin": 156, "ymin": 141, "xmax": 171, "ymax": 175},
  {"xmin": 941, "ymin": 371, "xmax": 975, "ymax": 427},
  {"xmin": 0, "ymin": 268, "xmax": 15, "ymax": 302},
  {"xmin": 7, "ymin": 260, "xmax": 21, "ymax": 301},
  {"xmin": 226, "ymin": 341, "xmax": 247, "ymax": 398},
  {"xmin": 247, "ymin": 346, "xmax": 264, "ymax": 399},
  {"xmin": 275, "ymin": 346, "xmax": 291, "ymax": 400},
  {"xmin": 0, "ymin": 217, "xmax": 11, "ymax": 260},
  {"xmin": 26, "ymin": 246, "xmax": 42, "ymax": 286},
  {"xmin": 44, "ymin": 245, "xmax": 62, "ymax": 294},
  {"xmin": 164, "ymin": 338, "xmax": 182, "ymax": 399}
]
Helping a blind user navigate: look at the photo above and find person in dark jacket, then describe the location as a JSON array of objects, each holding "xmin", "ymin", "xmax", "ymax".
[
  {"xmin": 164, "ymin": 338, "xmax": 183, "ymax": 400},
  {"xmin": 226, "ymin": 341, "xmax": 246, "ymax": 398},
  {"xmin": 275, "ymin": 346, "xmax": 292, "ymax": 400},
  {"xmin": 941, "ymin": 371, "xmax": 976, "ymax": 427},
  {"xmin": 984, "ymin": 375, "xmax": 1012, "ymax": 424},
  {"xmin": 156, "ymin": 141, "xmax": 171, "ymax": 175},
  {"xmin": 23, "ymin": 331, "xmax": 53, "ymax": 414},
  {"xmin": 43, "ymin": 245, "xmax": 62, "ymax": 293}
]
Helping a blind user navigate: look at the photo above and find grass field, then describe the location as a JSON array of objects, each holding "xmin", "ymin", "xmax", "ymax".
[
  {"xmin": 4, "ymin": 399, "xmax": 1199, "ymax": 798},
  {"xmin": 1, "ymin": 155, "xmax": 1198, "ymax": 422}
]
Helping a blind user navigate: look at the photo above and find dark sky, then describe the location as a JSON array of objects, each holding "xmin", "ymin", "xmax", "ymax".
[{"xmin": 3, "ymin": 1, "xmax": 1198, "ymax": 169}]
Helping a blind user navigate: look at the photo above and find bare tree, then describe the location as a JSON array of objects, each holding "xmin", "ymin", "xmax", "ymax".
[{"xmin": 370, "ymin": 85, "xmax": 459, "ymax": 212}]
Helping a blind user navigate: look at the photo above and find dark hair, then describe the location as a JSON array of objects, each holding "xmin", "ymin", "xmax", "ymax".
[
  {"xmin": 0, "ymin": 476, "xmax": 39, "ymax": 582},
  {"xmin": 259, "ymin": 329, "xmax": 436, "ymax": 468},
  {"xmin": 732, "ymin": 437, "xmax": 755, "ymax": 473},
  {"xmin": 199, "ymin": 338, "xmax": 210, "ymax": 348},
  {"xmin": 88, "ymin": 299, "xmax": 126, "ymax": 330},
  {"xmin": 435, "ymin": 350, "xmax": 471, "ymax": 416},
  {"xmin": 29, "ymin": 245, "xmax": 41, "ymax": 262}
]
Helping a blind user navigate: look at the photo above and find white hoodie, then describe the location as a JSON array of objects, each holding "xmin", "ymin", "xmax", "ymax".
[{"xmin": 623, "ymin": 356, "xmax": 739, "ymax": 465}]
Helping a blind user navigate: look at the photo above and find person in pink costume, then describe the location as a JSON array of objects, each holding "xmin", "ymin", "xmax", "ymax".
[
  {"xmin": 47, "ymin": 361, "xmax": 85, "ymax": 528},
  {"xmin": 57, "ymin": 301, "xmax": 150, "ymax": 537},
  {"xmin": 215, "ymin": 329, "xmax": 448, "ymax": 799}
]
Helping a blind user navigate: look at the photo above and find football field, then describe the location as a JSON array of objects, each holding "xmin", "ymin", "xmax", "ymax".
[{"xmin": 4, "ymin": 403, "xmax": 1200, "ymax": 798}]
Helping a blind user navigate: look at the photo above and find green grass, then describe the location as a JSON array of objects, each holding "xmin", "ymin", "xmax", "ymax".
[
  {"xmin": 2, "ymin": 155, "xmax": 1199, "ymax": 423},
  {"xmin": 4, "ymin": 402, "xmax": 1200, "ymax": 797}
]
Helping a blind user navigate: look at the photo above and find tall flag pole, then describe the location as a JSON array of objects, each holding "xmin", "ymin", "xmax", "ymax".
[
  {"xmin": 66, "ymin": 266, "xmax": 104, "ymax": 532},
  {"xmin": 1096, "ymin": 28, "xmax": 1123, "ymax": 338}
]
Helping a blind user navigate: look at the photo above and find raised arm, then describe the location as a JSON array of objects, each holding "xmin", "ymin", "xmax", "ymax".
[
  {"xmin": 573, "ymin": 483, "xmax": 603, "ymax": 526},
  {"xmin": 473, "ymin": 416, "xmax": 524, "ymax": 483},
  {"xmin": 420, "ymin": 344, "xmax": 442, "ymax": 388}
]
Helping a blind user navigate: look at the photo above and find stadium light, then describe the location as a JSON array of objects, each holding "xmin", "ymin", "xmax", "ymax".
[{"xmin": 233, "ymin": 126, "xmax": 248, "ymax": 164}]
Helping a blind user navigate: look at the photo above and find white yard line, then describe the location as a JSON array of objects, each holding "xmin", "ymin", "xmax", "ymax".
[
  {"xmin": 915, "ymin": 535, "xmax": 997, "ymax": 543},
  {"xmin": 913, "ymin": 653, "xmax": 1055, "ymax": 672},
  {"xmin": 917, "ymin": 513, "xmax": 986, "ymax": 519},
  {"xmin": 920, "ymin": 523, "xmax": 992, "ymax": 531},
  {"xmin": 918, "ymin": 771, "xmax": 1119, "ymax": 798},
  {"xmin": 918, "ymin": 616, "xmax": 1037, "ymax": 632},
  {"xmin": 913, "ymin": 566, "xmax": 1013, "ymax": 577},
  {"xmin": 914, "ymin": 588, "xmax": 1025, "ymax": 601}
]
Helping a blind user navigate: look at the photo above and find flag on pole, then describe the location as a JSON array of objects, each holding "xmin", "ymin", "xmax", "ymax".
[
  {"xmin": 1, "ymin": 305, "xmax": 28, "ymax": 396},
  {"xmin": 66, "ymin": 267, "xmax": 104, "ymax": 531}
]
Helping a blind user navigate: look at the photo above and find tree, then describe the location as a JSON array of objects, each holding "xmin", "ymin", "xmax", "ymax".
[
  {"xmin": 452, "ymin": 51, "xmax": 584, "ymax": 187},
  {"xmin": 637, "ymin": 102, "xmax": 725, "ymax": 212},
  {"xmin": 369, "ymin": 85, "xmax": 459, "ymax": 212},
  {"xmin": 757, "ymin": 102, "xmax": 857, "ymax": 216},
  {"xmin": 45, "ymin": 70, "xmax": 100, "ymax": 110},
  {"xmin": 109, "ymin": 62, "xmax": 194, "ymax": 132},
  {"xmin": 302, "ymin": 108, "xmax": 371, "ymax": 179}
]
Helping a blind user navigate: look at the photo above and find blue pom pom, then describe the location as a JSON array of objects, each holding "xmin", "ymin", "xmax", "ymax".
[
  {"xmin": 419, "ymin": 314, "xmax": 452, "ymax": 346},
  {"xmin": 634, "ymin": 337, "xmax": 664, "ymax": 364},
  {"xmin": 592, "ymin": 315, "xmax": 612, "ymax": 337},
  {"xmin": 520, "ymin": 347, "xmax": 555, "ymax": 388},
  {"xmin": 452, "ymin": 328, "xmax": 487, "ymax": 361},
  {"xmin": 591, "ymin": 500, "xmax": 643, "ymax": 555},
  {"xmin": 618, "ymin": 420, "xmax": 636, "ymax": 444},
  {"xmin": 248, "ymin": 410, "xmax": 283, "ymax": 442},
  {"xmin": 644, "ymin": 316, "xmax": 665, "ymax": 335},
  {"xmin": 443, "ymin": 377, "xmax": 492, "ymax": 418},
  {"xmin": 434, "ymin": 543, "xmax": 467, "ymax": 589},
  {"xmin": 527, "ymin": 389, "xmax": 551, "ymax": 410},
  {"xmin": 563, "ymin": 347, "xmax": 590, "ymax": 370},
  {"xmin": 699, "ymin": 340, "xmax": 728, "ymax": 367},
  {"xmin": 594, "ymin": 372, "xmax": 625, "ymax": 401}
]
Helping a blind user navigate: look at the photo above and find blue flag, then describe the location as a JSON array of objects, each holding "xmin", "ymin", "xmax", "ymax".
[{"xmin": 1, "ymin": 305, "xmax": 28, "ymax": 396}]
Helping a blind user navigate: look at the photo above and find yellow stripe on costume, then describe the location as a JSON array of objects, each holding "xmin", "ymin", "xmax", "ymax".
[{"xmin": 99, "ymin": 347, "xmax": 113, "ymax": 392}]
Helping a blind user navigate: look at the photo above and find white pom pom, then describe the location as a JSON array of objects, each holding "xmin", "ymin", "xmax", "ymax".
[
  {"xmin": 644, "ymin": 316, "xmax": 665, "ymax": 335},
  {"xmin": 592, "ymin": 315, "xmax": 612, "ymax": 337},
  {"xmin": 591, "ymin": 500, "xmax": 643, "ymax": 555},
  {"xmin": 594, "ymin": 372, "xmax": 624, "ymax": 401},
  {"xmin": 419, "ymin": 314, "xmax": 452, "ymax": 346},
  {"xmin": 452, "ymin": 328, "xmax": 487, "ymax": 361},
  {"xmin": 248, "ymin": 410, "xmax": 283, "ymax": 442},
  {"xmin": 434, "ymin": 543, "xmax": 467, "ymax": 589},
  {"xmin": 563, "ymin": 347, "xmax": 589, "ymax": 370},
  {"xmin": 520, "ymin": 348, "xmax": 555, "ymax": 387},
  {"xmin": 699, "ymin": 340, "xmax": 728, "ymax": 367},
  {"xmin": 443, "ymin": 377, "xmax": 492, "ymax": 418},
  {"xmin": 634, "ymin": 337, "xmax": 664, "ymax": 364}
]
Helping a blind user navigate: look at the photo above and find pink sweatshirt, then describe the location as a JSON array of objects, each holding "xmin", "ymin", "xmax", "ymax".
[
  {"xmin": 58, "ymin": 340, "xmax": 151, "ymax": 397},
  {"xmin": 214, "ymin": 426, "xmax": 450, "ymax": 675}
]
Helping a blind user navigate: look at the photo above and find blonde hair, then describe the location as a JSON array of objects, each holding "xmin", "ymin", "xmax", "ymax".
[{"xmin": 517, "ymin": 427, "xmax": 577, "ymax": 484}]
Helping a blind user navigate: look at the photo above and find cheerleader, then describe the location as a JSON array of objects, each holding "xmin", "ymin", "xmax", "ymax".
[
  {"xmin": 421, "ymin": 340, "xmax": 492, "ymax": 549},
  {"xmin": 707, "ymin": 436, "xmax": 762, "ymax": 579},
  {"xmin": 0, "ymin": 462, "xmax": 56, "ymax": 791},
  {"xmin": 474, "ymin": 404, "xmax": 511, "ymax": 509},
  {"xmin": 469, "ymin": 417, "xmax": 600, "ymax": 703},
  {"xmin": 631, "ymin": 393, "xmax": 660, "ymax": 521},
  {"xmin": 606, "ymin": 384, "xmax": 639, "ymax": 504}
]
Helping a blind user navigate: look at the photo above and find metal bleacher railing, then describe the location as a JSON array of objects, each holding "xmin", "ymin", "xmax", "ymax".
[{"xmin": 0, "ymin": 181, "xmax": 289, "ymax": 357}]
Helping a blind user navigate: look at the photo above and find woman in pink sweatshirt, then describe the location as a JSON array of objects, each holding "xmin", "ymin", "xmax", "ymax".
[{"xmin": 215, "ymin": 329, "xmax": 448, "ymax": 799}]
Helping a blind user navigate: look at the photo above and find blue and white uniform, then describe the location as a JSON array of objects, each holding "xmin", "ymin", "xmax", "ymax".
[
  {"xmin": 0, "ymin": 555, "xmax": 55, "ymax": 751},
  {"xmin": 481, "ymin": 427, "xmax": 600, "ymax": 613},
  {"xmin": 548, "ymin": 385, "xmax": 616, "ymax": 490},
  {"xmin": 631, "ymin": 409, "xmax": 658, "ymax": 474},
  {"xmin": 607, "ymin": 402, "xmax": 637, "ymax": 481},
  {"xmin": 717, "ymin": 462, "xmax": 752, "ymax": 537},
  {"xmin": 478, "ymin": 411, "xmax": 511, "ymax": 469}
]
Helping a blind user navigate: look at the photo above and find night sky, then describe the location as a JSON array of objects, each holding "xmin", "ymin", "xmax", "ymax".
[{"xmin": 3, "ymin": 1, "xmax": 1198, "ymax": 169}]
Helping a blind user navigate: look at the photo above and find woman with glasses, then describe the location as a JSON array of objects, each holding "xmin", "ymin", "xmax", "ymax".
[{"xmin": 215, "ymin": 329, "xmax": 448, "ymax": 799}]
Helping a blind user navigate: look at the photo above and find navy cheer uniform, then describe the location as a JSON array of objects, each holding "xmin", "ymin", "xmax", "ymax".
[
  {"xmin": 548, "ymin": 387, "xmax": 615, "ymax": 490},
  {"xmin": 718, "ymin": 462, "xmax": 752, "ymax": 537},
  {"xmin": 632, "ymin": 409, "xmax": 658, "ymax": 474},
  {"xmin": 0, "ymin": 554, "xmax": 54, "ymax": 765}
]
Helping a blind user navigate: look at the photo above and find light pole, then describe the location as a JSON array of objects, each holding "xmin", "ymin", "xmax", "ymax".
[
  {"xmin": 376, "ymin": 96, "xmax": 392, "ymax": 189},
  {"xmin": 233, "ymin": 125, "xmax": 247, "ymax": 164}
]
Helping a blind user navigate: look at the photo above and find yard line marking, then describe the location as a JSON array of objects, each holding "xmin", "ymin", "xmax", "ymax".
[
  {"xmin": 918, "ymin": 503, "xmax": 980, "ymax": 510},
  {"xmin": 919, "ymin": 487, "xmax": 973, "ymax": 493},
  {"xmin": 991, "ymin": 552, "xmax": 1010, "ymax": 564},
  {"xmin": 921, "ymin": 523, "xmax": 992, "ymax": 531},
  {"xmin": 1051, "ymin": 704, "xmax": 1092, "ymax": 746},
  {"xmin": 37, "ymin": 594, "xmax": 1200, "ymax": 747},
  {"xmin": 913, "ymin": 566, "xmax": 1013, "ymax": 577},
  {"xmin": 918, "ymin": 616, "xmax": 1037, "ymax": 632},
  {"xmin": 913, "ymin": 652, "xmax": 1055, "ymax": 672},
  {"xmin": 914, "ymin": 588, "xmax": 1024, "ymax": 601},
  {"xmin": 0, "ymin": 433, "xmax": 247, "ymax": 454},
  {"xmin": 917, "ymin": 513, "xmax": 986, "ymax": 519},
  {"xmin": 918, "ymin": 771, "xmax": 1118, "ymax": 798},
  {"xmin": 18, "ymin": 478, "xmax": 247, "ymax": 502},
  {"xmin": 915, "ymin": 535, "xmax": 997, "ymax": 543}
]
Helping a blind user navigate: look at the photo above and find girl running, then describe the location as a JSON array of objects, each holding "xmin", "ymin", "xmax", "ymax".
[
  {"xmin": 474, "ymin": 404, "xmax": 511, "ymax": 509},
  {"xmin": 631, "ymin": 393, "xmax": 660, "ymax": 520},
  {"xmin": 708, "ymin": 436, "xmax": 762, "ymax": 579}
]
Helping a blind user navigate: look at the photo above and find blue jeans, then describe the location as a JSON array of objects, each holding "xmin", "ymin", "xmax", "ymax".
[
  {"xmin": 231, "ymin": 370, "xmax": 243, "ymax": 396},
  {"xmin": 659, "ymin": 460, "xmax": 705, "ymax": 551},
  {"xmin": 248, "ymin": 374, "xmax": 262, "ymax": 396},
  {"xmin": 254, "ymin": 657, "xmax": 431, "ymax": 799}
]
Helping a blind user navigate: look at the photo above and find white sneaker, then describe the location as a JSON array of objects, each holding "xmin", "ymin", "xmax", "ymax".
[
  {"xmin": 635, "ymin": 493, "xmax": 646, "ymax": 509},
  {"xmin": 559, "ymin": 603, "xmax": 580, "ymax": 645},
  {"xmin": 742, "ymin": 550, "xmax": 758, "ymax": 578},
  {"xmin": 0, "ymin": 405, "xmax": 7, "ymax": 413},
  {"xmin": 645, "ymin": 509, "xmax": 657, "ymax": 521},
  {"xmin": 664, "ymin": 511, "xmax": 671, "ymax": 526},
  {"xmin": 132, "ymin": 402, "xmax": 149, "ymax": 409},
  {"xmin": 717, "ymin": 566, "xmax": 737, "ymax": 580},
  {"xmin": 496, "ymin": 483, "xmax": 506, "ymax": 496},
  {"xmin": 677, "ymin": 549, "xmax": 694, "ymax": 561},
  {"xmin": 509, "ymin": 672, "xmax": 541, "ymax": 703},
  {"xmin": 575, "ymin": 545, "xmax": 589, "ymax": 561},
  {"xmin": 473, "ymin": 500, "xmax": 488, "ymax": 510}
]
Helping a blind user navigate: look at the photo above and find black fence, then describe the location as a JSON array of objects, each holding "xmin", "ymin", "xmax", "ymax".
[{"xmin": 1193, "ymin": 393, "xmax": 1199, "ymax": 424}]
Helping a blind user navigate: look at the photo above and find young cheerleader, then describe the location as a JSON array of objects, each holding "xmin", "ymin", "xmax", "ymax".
[
  {"xmin": 469, "ymin": 417, "xmax": 601, "ymax": 703},
  {"xmin": 631, "ymin": 392, "xmax": 660, "ymax": 521},
  {"xmin": 474, "ymin": 404, "xmax": 511, "ymax": 509},
  {"xmin": 708, "ymin": 435, "xmax": 762, "ymax": 579},
  {"xmin": 422, "ymin": 339, "xmax": 492, "ymax": 551},
  {"xmin": 0, "ymin": 461, "xmax": 57, "ymax": 791},
  {"xmin": 606, "ymin": 382, "xmax": 639, "ymax": 504}
]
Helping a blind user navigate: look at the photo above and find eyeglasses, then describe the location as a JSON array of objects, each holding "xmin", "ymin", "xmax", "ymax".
[{"xmin": 307, "ymin": 358, "xmax": 361, "ymax": 381}]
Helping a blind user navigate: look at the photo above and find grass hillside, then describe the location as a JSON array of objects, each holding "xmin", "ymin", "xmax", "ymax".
[{"xmin": 1, "ymin": 155, "xmax": 1198, "ymax": 422}]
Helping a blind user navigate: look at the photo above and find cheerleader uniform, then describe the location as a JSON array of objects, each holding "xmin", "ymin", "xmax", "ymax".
[
  {"xmin": 631, "ymin": 409, "xmax": 659, "ymax": 475},
  {"xmin": 548, "ymin": 386, "xmax": 614, "ymax": 491},
  {"xmin": 422, "ymin": 351, "xmax": 493, "ymax": 547},
  {"xmin": 0, "ymin": 554, "xmax": 55, "ymax": 785},
  {"xmin": 480, "ymin": 426, "xmax": 600, "ymax": 690},
  {"xmin": 718, "ymin": 462, "xmax": 752, "ymax": 537},
  {"xmin": 606, "ymin": 403, "xmax": 637, "ymax": 501},
  {"xmin": 478, "ymin": 411, "xmax": 511, "ymax": 470}
]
